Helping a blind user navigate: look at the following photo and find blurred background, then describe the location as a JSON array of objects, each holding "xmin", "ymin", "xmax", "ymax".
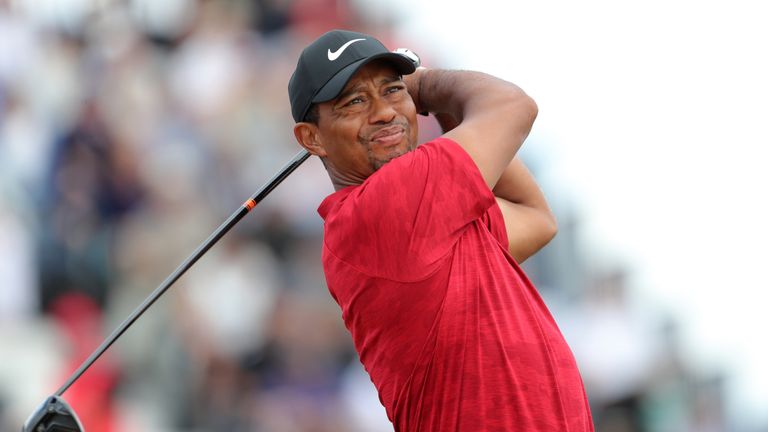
[{"xmin": 1, "ymin": 0, "xmax": 766, "ymax": 431}]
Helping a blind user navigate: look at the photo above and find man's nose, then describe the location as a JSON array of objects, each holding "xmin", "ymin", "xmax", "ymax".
[{"xmin": 368, "ymin": 96, "xmax": 397, "ymax": 124}]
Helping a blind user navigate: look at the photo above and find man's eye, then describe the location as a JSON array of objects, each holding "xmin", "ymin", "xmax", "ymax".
[
  {"xmin": 386, "ymin": 86, "xmax": 404, "ymax": 94},
  {"xmin": 345, "ymin": 97, "xmax": 363, "ymax": 106}
]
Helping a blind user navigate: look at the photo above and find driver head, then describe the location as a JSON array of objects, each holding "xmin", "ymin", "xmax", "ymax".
[{"xmin": 22, "ymin": 396, "xmax": 83, "ymax": 432}]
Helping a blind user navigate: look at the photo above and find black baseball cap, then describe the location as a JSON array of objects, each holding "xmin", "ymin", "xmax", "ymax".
[{"xmin": 288, "ymin": 29, "xmax": 418, "ymax": 123}]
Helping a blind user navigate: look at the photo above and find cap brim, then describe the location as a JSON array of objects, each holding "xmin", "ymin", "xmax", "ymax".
[{"xmin": 312, "ymin": 53, "xmax": 416, "ymax": 104}]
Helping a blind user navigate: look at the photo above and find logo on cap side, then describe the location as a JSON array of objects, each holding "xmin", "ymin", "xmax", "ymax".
[{"xmin": 327, "ymin": 38, "xmax": 366, "ymax": 61}]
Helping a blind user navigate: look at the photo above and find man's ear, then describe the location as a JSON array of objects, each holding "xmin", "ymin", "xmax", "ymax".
[{"xmin": 293, "ymin": 122, "xmax": 327, "ymax": 157}]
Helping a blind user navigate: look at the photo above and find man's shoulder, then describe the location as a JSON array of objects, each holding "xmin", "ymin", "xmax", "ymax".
[{"xmin": 318, "ymin": 186, "xmax": 356, "ymax": 221}]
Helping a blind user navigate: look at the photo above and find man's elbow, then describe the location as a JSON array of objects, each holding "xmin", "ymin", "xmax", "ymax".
[
  {"xmin": 491, "ymin": 93, "xmax": 538, "ymax": 148},
  {"xmin": 521, "ymin": 94, "xmax": 538, "ymax": 125},
  {"xmin": 509, "ymin": 210, "xmax": 558, "ymax": 264},
  {"xmin": 506, "ymin": 91, "xmax": 538, "ymax": 130},
  {"xmin": 540, "ymin": 211, "xmax": 558, "ymax": 247},
  {"xmin": 528, "ymin": 209, "xmax": 557, "ymax": 254}
]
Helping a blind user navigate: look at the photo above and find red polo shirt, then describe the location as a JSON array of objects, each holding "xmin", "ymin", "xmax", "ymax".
[{"xmin": 318, "ymin": 138, "xmax": 593, "ymax": 431}]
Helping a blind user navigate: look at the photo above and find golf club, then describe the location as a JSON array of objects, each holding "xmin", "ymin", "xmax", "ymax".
[
  {"xmin": 22, "ymin": 149, "xmax": 310, "ymax": 432},
  {"xmin": 21, "ymin": 46, "xmax": 421, "ymax": 432}
]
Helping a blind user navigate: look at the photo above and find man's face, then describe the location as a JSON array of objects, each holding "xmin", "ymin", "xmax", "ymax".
[{"xmin": 312, "ymin": 60, "xmax": 419, "ymax": 183}]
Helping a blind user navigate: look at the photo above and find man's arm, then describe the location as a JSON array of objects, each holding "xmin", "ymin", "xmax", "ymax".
[
  {"xmin": 405, "ymin": 68, "xmax": 537, "ymax": 189},
  {"xmin": 493, "ymin": 160, "xmax": 557, "ymax": 263},
  {"xmin": 431, "ymin": 107, "xmax": 555, "ymax": 263}
]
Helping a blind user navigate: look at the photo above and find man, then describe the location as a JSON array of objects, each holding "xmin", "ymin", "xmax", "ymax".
[{"xmin": 288, "ymin": 30, "xmax": 593, "ymax": 431}]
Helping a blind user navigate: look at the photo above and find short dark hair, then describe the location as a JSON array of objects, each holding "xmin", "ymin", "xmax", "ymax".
[{"xmin": 303, "ymin": 104, "xmax": 319, "ymax": 124}]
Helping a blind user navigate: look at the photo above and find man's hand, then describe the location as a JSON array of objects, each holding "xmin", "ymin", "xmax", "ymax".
[{"xmin": 403, "ymin": 67, "xmax": 428, "ymax": 114}]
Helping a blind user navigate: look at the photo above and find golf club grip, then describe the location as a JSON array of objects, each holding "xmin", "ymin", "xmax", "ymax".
[{"xmin": 54, "ymin": 149, "xmax": 311, "ymax": 397}]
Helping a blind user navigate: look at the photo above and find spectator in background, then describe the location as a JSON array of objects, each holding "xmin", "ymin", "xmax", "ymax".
[
  {"xmin": 37, "ymin": 99, "xmax": 143, "ymax": 312},
  {"xmin": 0, "ymin": 184, "xmax": 37, "ymax": 320},
  {"xmin": 49, "ymin": 293, "xmax": 121, "ymax": 432},
  {"xmin": 567, "ymin": 269, "xmax": 659, "ymax": 432}
]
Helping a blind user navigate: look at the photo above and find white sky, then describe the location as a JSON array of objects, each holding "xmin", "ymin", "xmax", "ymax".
[{"xmin": 384, "ymin": 0, "xmax": 768, "ymax": 427}]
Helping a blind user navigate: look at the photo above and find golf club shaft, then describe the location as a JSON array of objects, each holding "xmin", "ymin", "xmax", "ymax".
[{"xmin": 55, "ymin": 149, "xmax": 311, "ymax": 397}]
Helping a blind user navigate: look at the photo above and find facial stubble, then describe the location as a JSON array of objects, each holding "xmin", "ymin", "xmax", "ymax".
[{"xmin": 361, "ymin": 121, "xmax": 417, "ymax": 171}]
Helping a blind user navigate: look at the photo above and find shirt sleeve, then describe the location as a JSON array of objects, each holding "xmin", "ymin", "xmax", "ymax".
[
  {"xmin": 481, "ymin": 202, "xmax": 510, "ymax": 252},
  {"xmin": 324, "ymin": 137, "xmax": 496, "ymax": 281}
]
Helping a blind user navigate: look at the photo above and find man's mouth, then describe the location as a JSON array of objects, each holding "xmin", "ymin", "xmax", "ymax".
[{"xmin": 369, "ymin": 126, "xmax": 405, "ymax": 147}]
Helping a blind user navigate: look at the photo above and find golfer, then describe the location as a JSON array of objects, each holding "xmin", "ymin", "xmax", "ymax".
[{"xmin": 289, "ymin": 29, "xmax": 594, "ymax": 431}]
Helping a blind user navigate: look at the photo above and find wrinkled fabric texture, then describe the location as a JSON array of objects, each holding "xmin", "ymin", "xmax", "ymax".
[{"xmin": 318, "ymin": 138, "xmax": 593, "ymax": 431}]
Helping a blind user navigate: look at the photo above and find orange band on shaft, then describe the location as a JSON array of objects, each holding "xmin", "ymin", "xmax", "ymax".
[{"xmin": 244, "ymin": 199, "xmax": 256, "ymax": 211}]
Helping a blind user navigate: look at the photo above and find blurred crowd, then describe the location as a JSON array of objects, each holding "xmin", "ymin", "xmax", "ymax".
[{"xmin": 0, "ymin": 0, "xmax": 733, "ymax": 431}]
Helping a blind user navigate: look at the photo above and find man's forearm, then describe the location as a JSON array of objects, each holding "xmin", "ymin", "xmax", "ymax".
[
  {"xmin": 493, "ymin": 159, "xmax": 548, "ymax": 206},
  {"xmin": 405, "ymin": 66, "xmax": 537, "ymax": 194},
  {"xmin": 493, "ymin": 159, "xmax": 557, "ymax": 262},
  {"xmin": 406, "ymin": 67, "xmax": 551, "ymax": 260},
  {"xmin": 428, "ymin": 85, "xmax": 550, "ymax": 214},
  {"xmin": 406, "ymin": 68, "xmax": 531, "ymax": 123}
]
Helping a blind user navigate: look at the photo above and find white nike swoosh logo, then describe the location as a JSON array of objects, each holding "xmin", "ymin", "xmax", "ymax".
[{"xmin": 327, "ymin": 38, "xmax": 366, "ymax": 61}]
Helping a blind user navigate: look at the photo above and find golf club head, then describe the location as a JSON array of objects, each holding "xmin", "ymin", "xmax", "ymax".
[{"xmin": 22, "ymin": 395, "xmax": 84, "ymax": 432}]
